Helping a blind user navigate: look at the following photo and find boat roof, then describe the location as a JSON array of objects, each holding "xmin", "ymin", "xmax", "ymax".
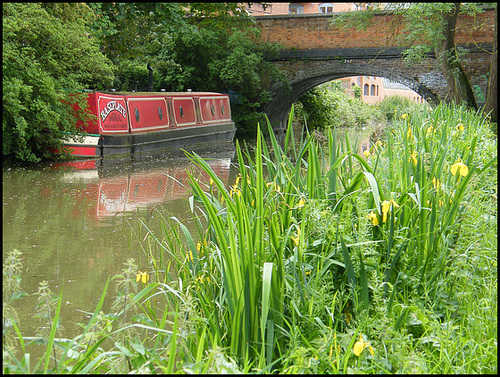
[{"xmin": 94, "ymin": 90, "xmax": 226, "ymax": 96}]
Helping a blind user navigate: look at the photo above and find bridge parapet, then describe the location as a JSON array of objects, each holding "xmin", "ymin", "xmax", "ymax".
[{"xmin": 255, "ymin": 8, "xmax": 495, "ymax": 50}]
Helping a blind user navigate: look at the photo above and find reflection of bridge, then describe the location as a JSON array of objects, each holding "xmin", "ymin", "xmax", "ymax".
[{"xmin": 254, "ymin": 8, "xmax": 496, "ymax": 130}]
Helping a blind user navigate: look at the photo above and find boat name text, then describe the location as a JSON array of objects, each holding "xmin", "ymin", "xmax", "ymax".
[{"xmin": 100, "ymin": 101, "xmax": 127, "ymax": 122}]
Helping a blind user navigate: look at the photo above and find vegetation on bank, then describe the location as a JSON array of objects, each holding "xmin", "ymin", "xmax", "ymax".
[
  {"xmin": 295, "ymin": 82, "xmax": 427, "ymax": 131},
  {"xmin": 3, "ymin": 102, "xmax": 497, "ymax": 373}
]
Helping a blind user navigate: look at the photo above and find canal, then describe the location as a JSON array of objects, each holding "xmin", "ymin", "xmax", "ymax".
[{"xmin": 2, "ymin": 152, "xmax": 235, "ymax": 347}]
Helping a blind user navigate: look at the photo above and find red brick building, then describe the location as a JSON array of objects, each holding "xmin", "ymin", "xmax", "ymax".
[{"xmin": 243, "ymin": 2, "xmax": 426, "ymax": 104}]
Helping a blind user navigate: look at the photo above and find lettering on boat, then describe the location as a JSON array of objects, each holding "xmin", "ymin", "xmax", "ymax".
[{"xmin": 100, "ymin": 101, "xmax": 127, "ymax": 122}]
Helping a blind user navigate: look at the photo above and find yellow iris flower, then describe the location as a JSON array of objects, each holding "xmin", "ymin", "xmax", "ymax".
[
  {"xmin": 450, "ymin": 159, "xmax": 469, "ymax": 177},
  {"xmin": 432, "ymin": 177, "xmax": 440, "ymax": 191},
  {"xmin": 381, "ymin": 199, "xmax": 400, "ymax": 223},
  {"xmin": 367, "ymin": 211, "xmax": 379, "ymax": 226},
  {"xmin": 353, "ymin": 334, "xmax": 374, "ymax": 357},
  {"xmin": 136, "ymin": 271, "xmax": 150, "ymax": 284},
  {"xmin": 410, "ymin": 150, "xmax": 418, "ymax": 165},
  {"xmin": 292, "ymin": 227, "xmax": 300, "ymax": 247}
]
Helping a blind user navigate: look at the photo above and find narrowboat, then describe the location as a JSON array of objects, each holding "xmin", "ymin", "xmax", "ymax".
[{"xmin": 61, "ymin": 90, "xmax": 236, "ymax": 159}]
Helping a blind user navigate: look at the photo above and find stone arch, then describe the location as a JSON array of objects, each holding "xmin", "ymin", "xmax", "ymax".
[{"xmin": 263, "ymin": 59, "xmax": 443, "ymax": 131}]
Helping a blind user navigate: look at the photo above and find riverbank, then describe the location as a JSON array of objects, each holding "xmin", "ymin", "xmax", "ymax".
[{"xmin": 3, "ymin": 102, "xmax": 497, "ymax": 373}]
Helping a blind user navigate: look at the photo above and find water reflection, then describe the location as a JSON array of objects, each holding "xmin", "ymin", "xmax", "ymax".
[
  {"xmin": 2, "ymin": 153, "xmax": 234, "ymax": 345},
  {"xmin": 53, "ymin": 156, "xmax": 232, "ymax": 220}
]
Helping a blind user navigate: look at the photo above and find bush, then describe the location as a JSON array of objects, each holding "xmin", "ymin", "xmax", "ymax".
[
  {"xmin": 377, "ymin": 95, "xmax": 424, "ymax": 121},
  {"xmin": 296, "ymin": 81, "xmax": 381, "ymax": 130},
  {"xmin": 2, "ymin": 3, "xmax": 115, "ymax": 162}
]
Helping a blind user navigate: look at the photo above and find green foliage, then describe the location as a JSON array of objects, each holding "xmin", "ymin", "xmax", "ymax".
[
  {"xmin": 297, "ymin": 81, "xmax": 380, "ymax": 129},
  {"xmin": 330, "ymin": 3, "xmax": 493, "ymax": 110},
  {"xmin": 2, "ymin": 3, "xmax": 114, "ymax": 162},
  {"xmin": 112, "ymin": 61, "xmax": 151, "ymax": 92},
  {"xmin": 377, "ymin": 95, "xmax": 424, "ymax": 121},
  {"xmin": 156, "ymin": 21, "xmax": 284, "ymax": 137}
]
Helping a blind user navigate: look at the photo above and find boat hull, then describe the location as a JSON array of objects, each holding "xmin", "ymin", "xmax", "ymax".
[{"xmin": 101, "ymin": 121, "xmax": 236, "ymax": 159}]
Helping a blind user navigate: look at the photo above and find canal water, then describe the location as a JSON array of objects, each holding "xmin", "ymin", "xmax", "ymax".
[{"xmin": 2, "ymin": 152, "xmax": 236, "ymax": 347}]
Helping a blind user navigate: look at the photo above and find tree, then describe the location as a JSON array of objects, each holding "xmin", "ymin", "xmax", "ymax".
[
  {"xmin": 483, "ymin": 6, "xmax": 497, "ymax": 122},
  {"xmin": 331, "ymin": 3, "xmax": 496, "ymax": 119},
  {"xmin": 3, "ymin": 3, "xmax": 115, "ymax": 162},
  {"xmin": 88, "ymin": 3, "xmax": 283, "ymax": 136}
]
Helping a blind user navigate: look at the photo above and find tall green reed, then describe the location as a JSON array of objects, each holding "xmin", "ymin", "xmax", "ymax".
[{"xmin": 363, "ymin": 103, "xmax": 496, "ymax": 295}]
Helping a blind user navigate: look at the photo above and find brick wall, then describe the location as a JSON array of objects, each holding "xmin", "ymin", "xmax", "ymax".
[{"xmin": 255, "ymin": 9, "xmax": 495, "ymax": 50}]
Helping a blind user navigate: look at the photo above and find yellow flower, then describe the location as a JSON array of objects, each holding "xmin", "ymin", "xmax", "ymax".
[
  {"xmin": 297, "ymin": 198, "xmax": 306, "ymax": 207},
  {"xmin": 432, "ymin": 177, "xmax": 440, "ymax": 191},
  {"xmin": 186, "ymin": 250, "xmax": 194, "ymax": 262},
  {"xmin": 410, "ymin": 150, "xmax": 418, "ymax": 165},
  {"xmin": 353, "ymin": 334, "xmax": 374, "ymax": 357},
  {"xmin": 400, "ymin": 113, "xmax": 408, "ymax": 120},
  {"xmin": 456, "ymin": 123, "xmax": 464, "ymax": 132},
  {"xmin": 136, "ymin": 271, "xmax": 150, "ymax": 284},
  {"xmin": 305, "ymin": 270, "xmax": 311, "ymax": 277},
  {"xmin": 381, "ymin": 199, "xmax": 400, "ymax": 223},
  {"xmin": 196, "ymin": 240, "xmax": 208, "ymax": 256},
  {"xmin": 450, "ymin": 159, "xmax": 469, "ymax": 177},
  {"xmin": 196, "ymin": 275, "xmax": 210, "ymax": 285},
  {"xmin": 407, "ymin": 128, "xmax": 414, "ymax": 142},
  {"xmin": 234, "ymin": 174, "xmax": 241, "ymax": 187},
  {"xmin": 367, "ymin": 211, "xmax": 379, "ymax": 226},
  {"xmin": 292, "ymin": 227, "xmax": 300, "ymax": 247},
  {"xmin": 363, "ymin": 149, "xmax": 370, "ymax": 158},
  {"xmin": 230, "ymin": 187, "xmax": 241, "ymax": 198},
  {"xmin": 426, "ymin": 125, "xmax": 434, "ymax": 135},
  {"xmin": 266, "ymin": 181, "xmax": 281, "ymax": 192}
]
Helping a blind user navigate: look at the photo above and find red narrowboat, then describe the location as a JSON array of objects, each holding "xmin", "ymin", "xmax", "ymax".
[{"xmin": 61, "ymin": 91, "xmax": 236, "ymax": 159}]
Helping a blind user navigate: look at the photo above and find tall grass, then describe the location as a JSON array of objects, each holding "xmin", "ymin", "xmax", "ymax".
[{"xmin": 3, "ymin": 102, "xmax": 496, "ymax": 373}]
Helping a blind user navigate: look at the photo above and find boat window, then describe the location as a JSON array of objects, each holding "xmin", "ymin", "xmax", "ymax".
[
  {"xmin": 135, "ymin": 108, "xmax": 140, "ymax": 122},
  {"xmin": 221, "ymin": 104, "xmax": 225, "ymax": 115},
  {"xmin": 180, "ymin": 106, "xmax": 184, "ymax": 118},
  {"xmin": 211, "ymin": 105, "xmax": 215, "ymax": 116},
  {"xmin": 158, "ymin": 107, "xmax": 163, "ymax": 120}
]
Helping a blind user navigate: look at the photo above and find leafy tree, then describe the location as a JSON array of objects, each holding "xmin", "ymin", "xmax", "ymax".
[
  {"xmin": 3, "ymin": 3, "xmax": 115, "ymax": 162},
  {"xmin": 331, "ymin": 3, "xmax": 497, "ymax": 121},
  {"xmin": 152, "ymin": 5, "xmax": 284, "ymax": 137},
  {"xmin": 89, "ymin": 2, "xmax": 284, "ymax": 137}
]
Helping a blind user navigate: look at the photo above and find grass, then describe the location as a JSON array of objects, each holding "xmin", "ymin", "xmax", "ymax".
[{"xmin": 3, "ymin": 102, "xmax": 497, "ymax": 373}]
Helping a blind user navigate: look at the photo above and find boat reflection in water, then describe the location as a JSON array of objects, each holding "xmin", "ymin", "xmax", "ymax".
[{"xmin": 53, "ymin": 153, "xmax": 233, "ymax": 220}]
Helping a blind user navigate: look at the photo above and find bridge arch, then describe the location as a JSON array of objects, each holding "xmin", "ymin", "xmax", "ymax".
[
  {"xmin": 263, "ymin": 59, "xmax": 444, "ymax": 131},
  {"xmin": 255, "ymin": 9, "xmax": 495, "ymax": 131}
]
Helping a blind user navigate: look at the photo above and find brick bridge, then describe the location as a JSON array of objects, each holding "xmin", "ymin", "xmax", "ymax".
[{"xmin": 254, "ymin": 8, "xmax": 496, "ymax": 130}]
